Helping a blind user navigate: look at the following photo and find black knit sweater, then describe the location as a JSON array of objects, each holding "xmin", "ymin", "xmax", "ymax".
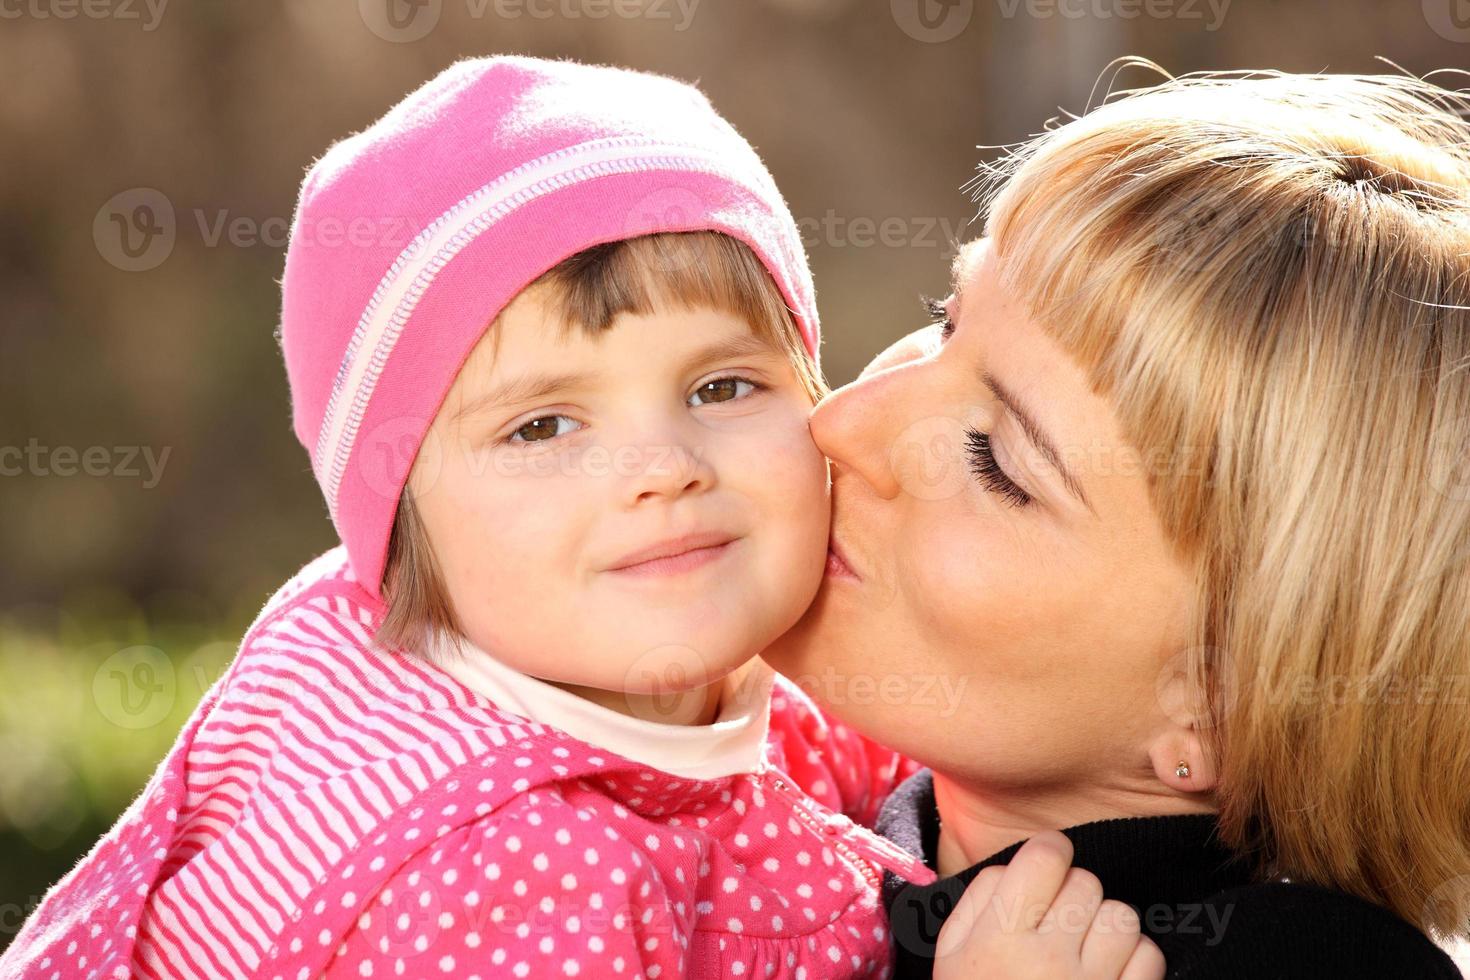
[{"xmin": 876, "ymin": 769, "xmax": 1461, "ymax": 979}]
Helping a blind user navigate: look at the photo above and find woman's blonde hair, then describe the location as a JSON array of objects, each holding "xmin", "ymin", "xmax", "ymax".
[
  {"xmin": 375, "ymin": 230, "xmax": 828, "ymax": 663},
  {"xmin": 977, "ymin": 64, "xmax": 1470, "ymax": 938}
]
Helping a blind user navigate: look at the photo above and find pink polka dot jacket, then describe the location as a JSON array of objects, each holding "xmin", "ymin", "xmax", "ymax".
[{"xmin": 2, "ymin": 547, "xmax": 936, "ymax": 979}]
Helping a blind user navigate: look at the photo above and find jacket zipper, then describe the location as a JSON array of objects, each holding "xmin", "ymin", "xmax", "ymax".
[{"xmin": 762, "ymin": 770, "xmax": 935, "ymax": 889}]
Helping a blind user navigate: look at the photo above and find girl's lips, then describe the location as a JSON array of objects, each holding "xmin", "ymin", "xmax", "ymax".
[{"xmin": 607, "ymin": 538, "xmax": 739, "ymax": 577}]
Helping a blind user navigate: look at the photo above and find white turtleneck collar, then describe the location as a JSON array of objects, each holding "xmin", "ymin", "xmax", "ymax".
[{"xmin": 426, "ymin": 630, "xmax": 774, "ymax": 781}]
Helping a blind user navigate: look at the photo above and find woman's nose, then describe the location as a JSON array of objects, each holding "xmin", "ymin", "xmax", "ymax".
[
  {"xmin": 854, "ymin": 322, "xmax": 938, "ymax": 380},
  {"xmin": 808, "ymin": 327, "xmax": 938, "ymax": 500}
]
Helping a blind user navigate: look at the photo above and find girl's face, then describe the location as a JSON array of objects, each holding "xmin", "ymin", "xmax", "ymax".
[
  {"xmin": 410, "ymin": 283, "xmax": 830, "ymax": 704},
  {"xmin": 763, "ymin": 238, "xmax": 1199, "ymax": 790}
]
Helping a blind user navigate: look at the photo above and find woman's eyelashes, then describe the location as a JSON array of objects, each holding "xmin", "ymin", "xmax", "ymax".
[
  {"xmin": 502, "ymin": 374, "xmax": 767, "ymax": 445},
  {"xmin": 921, "ymin": 295, "xmax": 1028, "ymax": 507},
  {"xmin": 964, "ymin": 429, "xmax": 1033, "ymax": 508},
  {"xmin": 922, "ymin": 295, "xmax": 955, "ymax": 341}
]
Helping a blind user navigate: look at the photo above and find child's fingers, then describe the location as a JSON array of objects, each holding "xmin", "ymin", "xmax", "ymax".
[
  {"xmin": 1119, "ymin": 935, "xmax": 1167, "ymax": 980},
  {"xmin": 1037, "ymin": 866, "xmax": 1104, "ymax": 947},
  {"xmin": 1079, "ymin": 898, "xmax": 1147, "ymax": 977},
  {"xmin": 933, "ymin": 865, "xmax": 1004, "ymax": 959},
  {"xmin": 993, "ymin": 830, "xmax": 1076, "ymax": 930}
]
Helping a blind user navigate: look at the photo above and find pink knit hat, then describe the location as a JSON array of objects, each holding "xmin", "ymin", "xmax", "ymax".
[{"xmin": 277, "ymin": 56, "xmax": 819, "ymax": 601}]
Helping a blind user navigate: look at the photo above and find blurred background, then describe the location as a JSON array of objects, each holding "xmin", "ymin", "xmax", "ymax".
[{"xmin": 3, "ymin": 0, "xmax": 1468, "ymax": 950}]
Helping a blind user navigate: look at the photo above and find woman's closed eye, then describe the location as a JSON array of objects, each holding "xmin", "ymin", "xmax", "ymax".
[
  {"xmin": 503, "ymin": 374, "xmax": 767, "ymax": 445},
  {"xmin": 964, "ymin": 429, "xmax": 1033, "ymax": 508},
  {"xmin": 920, "ymin": 295, "xmax": 1033, "ymax": 508}
]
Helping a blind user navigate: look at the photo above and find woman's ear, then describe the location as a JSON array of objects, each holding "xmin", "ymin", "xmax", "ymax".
[{"xmin": 1148, "ymin": 730, "xmax": 1217, "ymax": 796}]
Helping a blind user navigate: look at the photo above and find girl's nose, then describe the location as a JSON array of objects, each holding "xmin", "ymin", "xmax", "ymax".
[
  {"xmin": 619, "ymin": 432, "xmax": 717, "ymax": 508},
  {"xmin": 808, "ymin": 328, "xmax": 938, "ymax": 501}
]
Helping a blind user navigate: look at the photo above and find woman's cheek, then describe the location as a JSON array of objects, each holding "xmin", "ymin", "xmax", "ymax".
[{"xmin": 903, "ymin": 514, "xmax": 1044, "ymax": 677}]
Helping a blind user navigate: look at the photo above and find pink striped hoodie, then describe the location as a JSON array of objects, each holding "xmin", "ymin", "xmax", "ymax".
[{"xmin": 1, "ymin": 546, "xmax": 935, "ymax": 979}]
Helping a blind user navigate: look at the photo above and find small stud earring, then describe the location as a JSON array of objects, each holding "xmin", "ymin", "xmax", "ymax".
[{"xmin": 1175, "ymin": 761, "xmax": 1191, "ymax": 779}]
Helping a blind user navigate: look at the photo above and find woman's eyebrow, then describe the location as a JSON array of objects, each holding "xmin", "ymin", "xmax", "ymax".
[{"xmin": 981, "ymin": 371, "xmax": 1094, "ymax": 512}]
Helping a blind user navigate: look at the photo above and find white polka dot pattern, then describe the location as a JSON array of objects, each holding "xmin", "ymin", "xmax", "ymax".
[{"xmin": 0, "ymin": 545, "xmax": 931, "ymax": 979}]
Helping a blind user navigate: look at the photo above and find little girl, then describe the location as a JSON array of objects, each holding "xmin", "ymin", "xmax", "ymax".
[
  {"xmin": 4, "ymin": 56, "xmax": 936, "ymax": 980},
  {"xmin": 3, "ymin": 56, "xmax": 1148, "ymax": 980}
]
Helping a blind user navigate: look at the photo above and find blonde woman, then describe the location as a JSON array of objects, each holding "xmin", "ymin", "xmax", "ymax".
[{"xmin": 763, "ymin": 69, "xmax": 1470, "ymax": 977}]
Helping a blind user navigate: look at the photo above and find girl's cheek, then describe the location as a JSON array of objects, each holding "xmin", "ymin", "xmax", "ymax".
[
  {"xmin": 763, "ymin": 402, "xmax": 829, "ymax": 481},
  {"xmin": 739, "ymin": 420, "xmax": 830, "ymax": 536}
]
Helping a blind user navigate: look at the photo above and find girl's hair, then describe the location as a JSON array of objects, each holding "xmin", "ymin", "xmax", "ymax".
[
  {"xmin": 976, "ymin": 65, "xmax": 1470, "ymax": 938},
  {"xmin": 375, "ymin": 230, "xmax": 828, "ymax": 664}
]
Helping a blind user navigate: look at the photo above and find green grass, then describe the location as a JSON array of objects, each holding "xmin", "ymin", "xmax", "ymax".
[{"xmin": 0, "ymin": 604, "xmax": 241, "ymax": 949}]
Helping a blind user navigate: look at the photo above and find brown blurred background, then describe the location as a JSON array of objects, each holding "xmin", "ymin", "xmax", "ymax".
[{"xmin": 2, "ymin": 0, "xmax": 1468, "ymax": 949}]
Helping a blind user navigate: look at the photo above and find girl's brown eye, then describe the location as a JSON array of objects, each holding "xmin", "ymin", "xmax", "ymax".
[
  {"xmin": 516, "ymin": 419, "xmax": 556, "ymax": 441},
  {"xmin": 509, "ymin": 416, "xmax": 579, "ymax": 443},
  {"xmin": 688, "ymin": 376, "xmax": 761, "ymax": 407},
  {"xmin": 697, "ymin": 379, "xmax": 740, "ymax": 403}
]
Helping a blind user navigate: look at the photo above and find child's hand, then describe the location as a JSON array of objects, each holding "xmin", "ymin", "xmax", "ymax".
[{"xmin": 932, "ymin": 830, "xmax": 1165, "ymax": 980}]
